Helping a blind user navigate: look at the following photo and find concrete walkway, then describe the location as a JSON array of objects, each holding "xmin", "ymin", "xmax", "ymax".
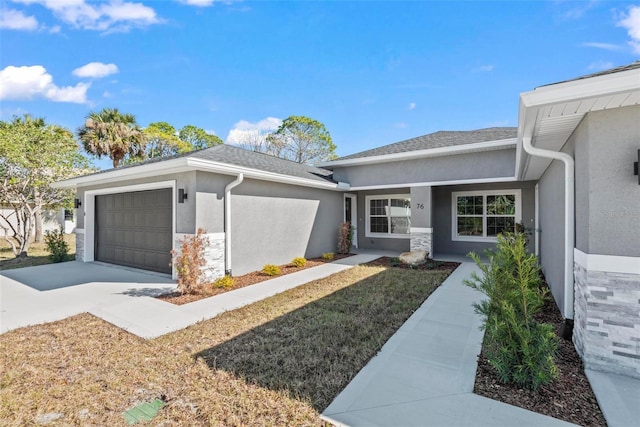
[
  {"xmin": 321, "ymin": 263, "xmax": 577, "ymax": 427},
  {"xmin": 0, "ymin": 254, "xmax": 379, "ymax": 338}
]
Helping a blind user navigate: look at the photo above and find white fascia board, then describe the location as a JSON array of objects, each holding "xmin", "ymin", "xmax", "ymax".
[
  {"xmin": 348, "ymin": 175, "xmax": 517, "ymax": 191},
  {"xmin": 317, "ymin": 139, "xmax": 517, "ymax": 168},
  {"xmin": 186, "ymin": 158, "xmax": 340, "ymax": 190},
  {"xmin": 51, "ymin": 158, "xmax": 191, "ymax": 189}
]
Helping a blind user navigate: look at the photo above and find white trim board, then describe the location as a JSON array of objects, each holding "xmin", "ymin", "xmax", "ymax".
[
  {"xmin": 574, "ymin": 248, "xmax": 640, "ymax": 275},
  {"xmin": 410, "ymin": 227, "xmax": 433, "ymax": 233},
  {"xmin": 348, "ymin": 176, "xmax": 517, "ymax": 191}
]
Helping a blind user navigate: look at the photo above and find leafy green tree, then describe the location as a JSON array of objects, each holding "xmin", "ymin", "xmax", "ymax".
[
  {"xmin": 265, "ymin": 116, "xmax": 336, "ymax": 164},
  {"xmin": 0, "ymin": 115, "xmax": 89, "ymax": 258},
  {"xmin": 142, "ymin": 122, "xmax": 191, "ymax": 159},
  {"xmin": 179, "ymin": 125, "xmax": 223, "ymax": 150},
  {"xmin": 77, "ymin": 108, "xmax": 146, "ymax": 168}
]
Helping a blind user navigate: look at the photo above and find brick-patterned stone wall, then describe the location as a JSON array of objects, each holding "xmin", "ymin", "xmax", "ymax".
[
  {"xmin": 573, "ymin": 261, "xmax": 640, "ymax": 378},
  {"xmin": 410, "ymin": 229, "xmax": 433, "ymax": 257},
  {"xmin": 173, "ymin": 233, "xmax": 225, "ymax": 282},
  {"xmin": 75, "ymin": 230, "xmax": 84, "ymax": 262}
]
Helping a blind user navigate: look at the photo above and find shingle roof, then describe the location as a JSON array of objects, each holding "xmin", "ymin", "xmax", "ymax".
[
  {"xmin": 190, "ymin": 144, "xmax": 335, "ymax": 183},
  {"xmin": 76, "ymin": 144, "xmax": 335, "ymax": 184},
  {"xmin": 539, "ymin": 60, "xmax": 640, "ymax": 88},
  {"xmin": 332, "ymin": 127, "xmax": 518, "ymax": 161}
]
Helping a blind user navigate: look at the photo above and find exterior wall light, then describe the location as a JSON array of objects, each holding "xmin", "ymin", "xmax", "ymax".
[
  {"xmin": 74, "ymin": 198, "xmax": 82, "ymax": 208},
  {"xmin": 635, "ymin": 148, "xmax": 639, "ymax": 185},
  {"xmin": 178, "ymin": 188, "xmax": 188, "ymax": 203}
]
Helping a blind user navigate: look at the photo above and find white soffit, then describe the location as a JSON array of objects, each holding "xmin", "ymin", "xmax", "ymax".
[{"xmin": 519, "ymin": 67, "xmax": 640, "ymax": 181}]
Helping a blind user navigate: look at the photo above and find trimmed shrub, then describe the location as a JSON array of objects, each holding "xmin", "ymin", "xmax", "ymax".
[
  {"xmin": 44, "ymin": 227, "xmax": 69, "ymax": 263},
  {"xmin": 321, "ymin": 252, "xmax": 334, "ymax": 260},
  {"xmin": 262, "ymin": 264, "xmax": 281, "ymax": 276},
  {"xmin": 337, "ymin": 222, "xmax": 352, "ymax": 254},
  {"xmin": 291, "ymin": 257, "xmax": 307, "ymax": 268},
  {"xmin": 465, "ymin": 232, "xmax": 558, "ymax": 391},
  {"xmin": 213, "ymin": 275, "xmax": 235, "ymax": 289},
  {"xmin": 171, "ymin": 228, "xmax": 210, "ymax": 295}
]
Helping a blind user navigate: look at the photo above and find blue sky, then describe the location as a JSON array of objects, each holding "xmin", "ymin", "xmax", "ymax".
[{"xmin": 1, "ymin": 0, "xmax": 639, "ymax": 169}]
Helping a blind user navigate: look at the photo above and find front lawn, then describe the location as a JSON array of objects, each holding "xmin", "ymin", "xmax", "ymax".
[
  {"xmin": 0, "ymin": 264, "xmax": 454, "ymax": 425},
  {"xmin": 0, "ymin": 233, "xmax": 76, "ymax": 270}
]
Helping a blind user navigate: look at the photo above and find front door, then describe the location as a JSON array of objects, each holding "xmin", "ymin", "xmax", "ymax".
[{"xmin": 344, "ymin": 194, "xmax": 358, "ymax": 248}]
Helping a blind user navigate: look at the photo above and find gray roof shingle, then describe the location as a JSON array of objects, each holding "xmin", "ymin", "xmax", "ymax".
[
  {"xmin": 332, "ymin": 127, "xmax": 517, "ymax": 161},
  {"xmin": 539, "ymin": 60, "xmax": 640, "ymax": 88}
]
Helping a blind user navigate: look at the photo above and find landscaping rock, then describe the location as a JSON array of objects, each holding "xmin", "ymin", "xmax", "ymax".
[
  {"xmin": 35, "ymin": 413, "xmax": 64, "ymax": 425},
  {"xmin": 399, "ymin": 250, "xmax": 429, "ymax": 266}
]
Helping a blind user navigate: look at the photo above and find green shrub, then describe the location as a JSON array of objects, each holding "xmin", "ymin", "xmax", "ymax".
[
  {"xmin": 321, "ymin": 252, "xmax": 334, "ymax": 260},
  {"xmin": 262, "ymin": 264, "xmax": 281, "ymax": 276},
  {"xmin": 44, "ymin": 227, "xmax": 69, "ymax": 263},
  {"xmin": 213, "ymin": 275, "xmax": 235, "ymax": 289},
  {"xmin": 291, "ymin": 257, "xmax": 307, "ymax": 267},
  {"xmin": 465, "ymin": 232, "xmax": 558, "ymax": 391},
  {"xmin": 171, "ymin": 228, "xmax": 210, "ymax": 295}
]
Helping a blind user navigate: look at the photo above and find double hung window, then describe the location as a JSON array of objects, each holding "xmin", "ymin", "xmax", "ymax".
[
  {"xmin": 452, "ymin": 190, "xmax": 520, "ymax": 241},
  {"xmin": 366, "ymin": 195, "xmax": 411, "ymax": 237}
]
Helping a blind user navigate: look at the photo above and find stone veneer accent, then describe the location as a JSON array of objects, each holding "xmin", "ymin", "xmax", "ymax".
[
  {"xmin": 75, "ymin": 230, "xmax": 84, "ymax": 262},
  {"xmin": 174, "ymin": 233, "xmax": 226, "ymax": 281},
  {"xmin": 410, "ymin": 228, "xmax": 433, "ymax": 257},
  {"xmin": 573, "ymin": 256, "xmax": 640, "ymax": 378}
]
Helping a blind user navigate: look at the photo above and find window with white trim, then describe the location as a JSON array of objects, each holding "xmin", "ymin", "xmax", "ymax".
[
  {"xmin": 366, "ymin": 195, "xmax": 411, "ymax": 238},
  {"xmin": 452, "ymin": 190, "xmax": 521, "ymax": 242}
]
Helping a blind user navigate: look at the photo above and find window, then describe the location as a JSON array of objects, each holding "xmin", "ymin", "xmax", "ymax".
[
  {"xmin": 366, "ymin": 195, "xmax": 411, "ymax": 238},
  {"xmin": 64, "ymin": 209, "xmax": 74, "ymax": 221},
  {"xmin": 452, "ymin": 190, "xmax": 520, "ymax": 242}
]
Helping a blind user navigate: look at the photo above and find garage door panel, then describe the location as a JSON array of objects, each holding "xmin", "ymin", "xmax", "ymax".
[{"xmin": 95, "ymin": 188, "xmax": 172, "ymax": 274}]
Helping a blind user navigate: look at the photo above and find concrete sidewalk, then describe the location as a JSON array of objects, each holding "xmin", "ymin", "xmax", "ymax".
[{"xmin": 321, "ymin": 263, "xmax": 578, "ymax": 427}]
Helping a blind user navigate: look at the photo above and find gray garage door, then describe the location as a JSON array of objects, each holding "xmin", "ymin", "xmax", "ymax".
[{"xmin": 95, "ymin": 188, "xmax": 172, "ymax": 274}]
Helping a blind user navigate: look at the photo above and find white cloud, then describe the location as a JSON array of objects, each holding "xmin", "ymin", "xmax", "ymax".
[
  {"xmin": 0, "ymin": 65, "xmax": 89, "ymax": 104},
  {"xmin": 408, "ymin": 102, "xmax": 416, "ymax": 111},
  {"xmin": 617, "ymin": 5, "xmax": 640, "ymax": 54},
  {"xmin": 473, "ymin": 64, "xmax": 495, "ymax": 72},
  {"xmin": 581, "ymin": 42, "xmax": 624, "ymax": 51},
  {"xmin": 226, "ymin": 117, "xmax": 282, "ymax": 145},
  {"xmin": 587, "ymin": 61, "xmax": 614, "ymax": 71},
  {"xmin": 179, "ymin": 0, "xmax": 216, "ymax": 7},
  {"xmin": 13, "ymin": 0, "xmax": 161, "ymax": 32},
  {"xmin": 0, "ymin": 8, "xmax": 38, "ymax": 30},
  {"xmin": 72, "ymin": 62, "xmax": 119, "ymax": 78}
]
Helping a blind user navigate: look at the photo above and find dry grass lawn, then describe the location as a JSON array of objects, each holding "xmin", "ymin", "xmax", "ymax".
[
  {"xmin": 0, "ymin": 234, "xmax": 76, "ymax": 270},
  {"xmin": 0, "ymin": 265, "xmax": 453, "ymax": 426}
]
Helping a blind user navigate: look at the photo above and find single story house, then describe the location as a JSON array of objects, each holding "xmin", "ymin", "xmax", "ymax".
[
  {"xmin": 54, "ymin": 61, "xmax": 640, "ymax": 379},
  {"xmin": 1, "ymin": 206, "xmax": 76, "ymax": 238}
]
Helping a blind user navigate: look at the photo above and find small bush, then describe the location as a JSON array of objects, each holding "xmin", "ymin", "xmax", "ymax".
[
  {"xmin": 44, "ymin": 227, "xmax": 69, "ymax": 263},
  {"xmin": 337, "ymin": 222, "xmax": 352, "ymax": 254},
  {"xmin": 321, "ymin": 252, "xmax": 334, "ymax": 260},
  {"xmin": 465, "ymin": 232, "xmax": 558, "ymax": 391},
  {"xmin": 171, "ymin": 228, "xmax": 210, "ymax": 295},
  {"xmin": 291, "ymin": 257, "xmax": 307, "ymax": 267},
  {"xmin": 213, "ymin": 275, "xmax": 235, "ymax": 289},
  {"xmin": 262, "ymin": 264, "xmax": 281, "ymax": 276}
]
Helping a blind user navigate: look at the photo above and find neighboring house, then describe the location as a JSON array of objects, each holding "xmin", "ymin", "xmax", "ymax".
[
  {"xmin": 53, "ymin": 61, "xmax": 639, "ymax": 379},
  {"xmin": 0, "ymin": 206, "xmax": 76, "ymax": 238}
]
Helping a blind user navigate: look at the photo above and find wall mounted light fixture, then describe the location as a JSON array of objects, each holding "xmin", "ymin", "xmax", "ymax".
[
  {"xmin": 178, "ymin": 188, "xmax": 188, "ymax": 203},
  {"xmin": 74, "ymin": 198, "xmax": 82, "ymax": 208},
  {"xmin": 634, "ymin": 149, "xmax": 639, "ymax": 185}
]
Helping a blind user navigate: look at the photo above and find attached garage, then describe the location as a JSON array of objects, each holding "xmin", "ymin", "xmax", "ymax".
[{"xmin": 95, "ymin": 188, "xmax": 172, "ymax": 274}]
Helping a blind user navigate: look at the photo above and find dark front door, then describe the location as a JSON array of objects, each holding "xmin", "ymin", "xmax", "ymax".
[{"xmin": 95, "ymin": 189, "xmax": 172, "ymax": 274}]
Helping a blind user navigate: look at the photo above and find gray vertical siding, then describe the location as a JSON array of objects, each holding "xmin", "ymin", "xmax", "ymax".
[
  {"xmin": 230, "ymin": 179, "xmax": 342, "ymax": 276},
  {"xmin": 432, "ymin": 181, "xmax": 536, "ymax": 257}
]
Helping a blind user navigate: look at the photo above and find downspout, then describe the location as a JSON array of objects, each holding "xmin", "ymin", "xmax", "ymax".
[
  {"xmin": 224, "ymin": 173, "xmax": 244, "ymax": 276},
  {"xmin": 522, "ymin": 137, "xmax": 575, "ymax": 327}
]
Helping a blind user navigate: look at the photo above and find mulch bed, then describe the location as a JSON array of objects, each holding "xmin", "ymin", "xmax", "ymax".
[
  {"xmin": 157, "ymin": 254, "xmax": 354, "ymax": 305},
  {"xmin": 365, "ymin": 256, "xmax": 461, "ymax": 271},
  {"xmin": 473, "ymin": 281, "xmax": 607, "ymax": 426}
]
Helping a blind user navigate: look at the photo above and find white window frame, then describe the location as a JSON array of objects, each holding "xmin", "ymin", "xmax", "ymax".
[
  {"xmin": 365, "ymin": 194, "xmax": 411, "ymax": 239},
  {"xmin": 451, "ymin": 189, "xmax": 521, "ymax": 243}
]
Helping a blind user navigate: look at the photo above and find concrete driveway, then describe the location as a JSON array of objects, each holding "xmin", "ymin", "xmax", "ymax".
[{"xmin": 0, "ymin": 261, "xmax": 176, "ymax": 334}]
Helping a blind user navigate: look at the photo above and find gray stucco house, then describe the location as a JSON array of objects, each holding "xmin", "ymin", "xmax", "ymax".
[{"xmin": 54, "ymin": 61, "xmax": 639, "ymax": 378}]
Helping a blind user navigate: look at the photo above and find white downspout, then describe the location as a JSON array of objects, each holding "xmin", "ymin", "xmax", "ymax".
[
  {"xmin": 522, "ymin": 137, "xmax": 575, "ymax": 320},
  {"xmin": 224, "ymin": 173, "xmax": 244, "ymax": 276}
]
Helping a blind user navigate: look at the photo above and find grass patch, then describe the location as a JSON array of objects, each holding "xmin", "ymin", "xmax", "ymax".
[
  {"xmin": 0, "ymin": 234, "xmax": 76, "ymax": 270},
  {"xmin": 0, "ymin": 265, "xmax": 453, "ymax": 425}
]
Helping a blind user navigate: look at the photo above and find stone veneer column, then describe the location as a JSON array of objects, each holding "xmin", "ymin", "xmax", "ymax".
[
  {"xmin": 173, "ymin": 233, "xmax": 226, "ymax": 281},
  {"xmin": 410, "ymin": 228, "xmax": 433, "ymax": 257},
  {"xmin": 75, "ymin": 229, "xmax": 84, "ymax": 262},
  {"xmin": 573, "ymin": 249, "xmax": 640, "ymax": 378}
]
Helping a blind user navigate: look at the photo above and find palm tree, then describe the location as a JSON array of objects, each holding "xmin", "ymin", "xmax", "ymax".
[{"xmin": 77, "ymin": 108, "xmax": 146, "ymax": 168}]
